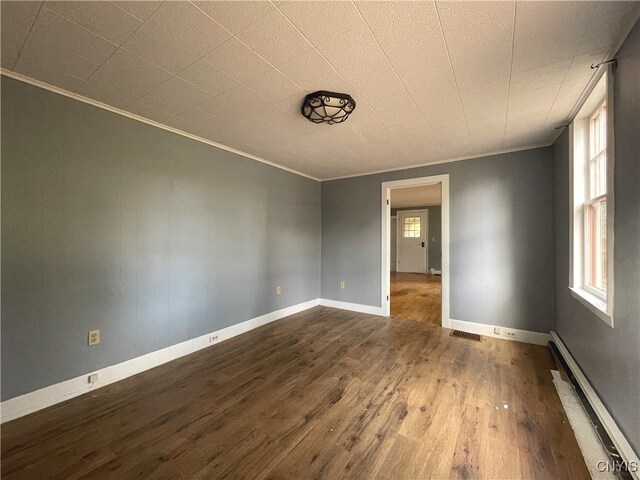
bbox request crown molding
[1,69,554,184]
[0,69,321,182]
[321,142,553,182]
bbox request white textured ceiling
[391,184,441,208]
[2,1,638,180]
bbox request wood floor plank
[1,306,589,480]
[373,434,424,480]
[391,272,441,325]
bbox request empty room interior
[1,1,639,479]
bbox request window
[403,216,421,238]
[570,70,614,326]
[584,102,608,295]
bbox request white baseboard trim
[551,331,640,479]
[318,298,384,316]
[448,318,551,345]
[0,299,319,423]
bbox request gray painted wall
[392,206,442,270]
[1,77,321,401]
[552,20,640,454]
[321,148,555,333]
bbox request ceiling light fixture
[301,90,356,125]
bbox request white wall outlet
[88,373,99,384]
[88,329,100,346]
[505,330,517,338]
[493,327,501,335]
[276,286,281,295]
[340,281,345,289]
[209,335,219,344]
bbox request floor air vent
[450,330,482,342]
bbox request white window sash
[568,65,615,327]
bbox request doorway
[381,175,450,327]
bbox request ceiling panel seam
[352,1,436,141]
[274,2,417,155]
[547,6,640,146]
[62,2,162,93]
[500,1,518,148]
[10,1,44,70]
[432,1,472,144]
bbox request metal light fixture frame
[301,90,356,125]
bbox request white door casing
[381,174,450,326]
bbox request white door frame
[396,209,428,273]
[381,174,450,327]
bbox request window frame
[402,216,422,239]
[583,100,608,300]
[569,66,615,327]
[583,195,607,300]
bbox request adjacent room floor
[391,272,442,325]
[1,306,588,479]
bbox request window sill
[569,287,613,327]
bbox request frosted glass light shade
[301,91,356,125]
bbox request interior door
[390,216,397,272]
[397,210,427,273]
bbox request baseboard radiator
[549,332,639,480]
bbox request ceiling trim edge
[0,70,555,184]
[322,142,553,182]
[0,69,321,182]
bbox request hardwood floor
[391,272,442,325]
[1,306,588,480]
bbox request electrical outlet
[340,281,345,289]
[209,335,219,344]
[88,329,100,346]
[505,330,517,338]
[276,286,281,295]
[493,327,501,335]
[88,373,99,384]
